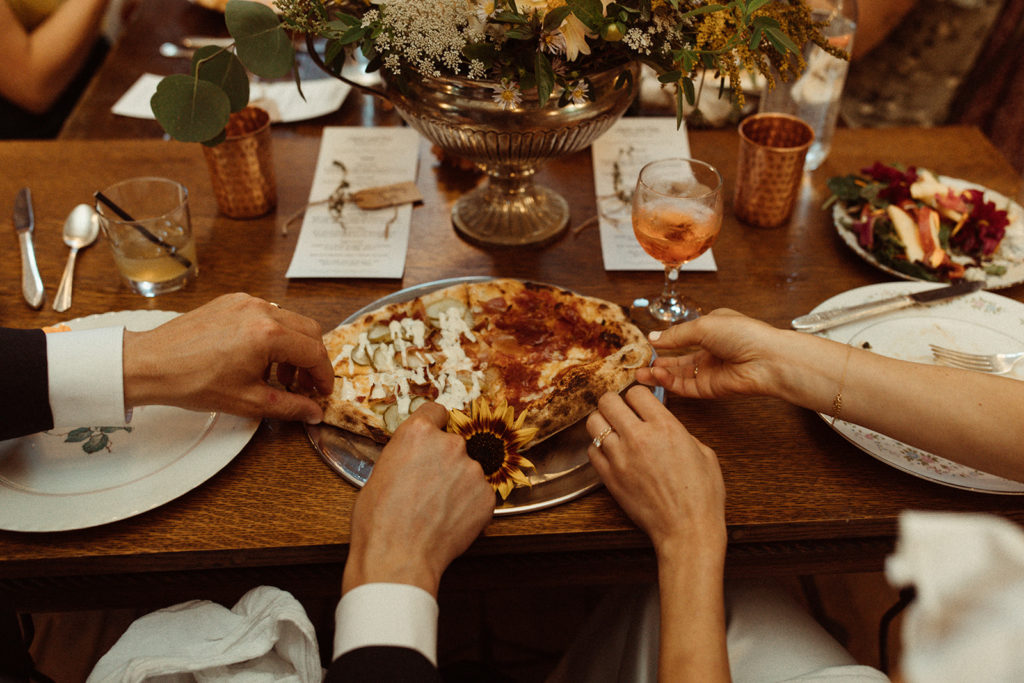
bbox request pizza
[315,279,652,447]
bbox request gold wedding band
[269,302,281,309]
[693,363,699,379]
[592,426,614,449]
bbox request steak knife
[13,187,45,309]
[791,280,983,333]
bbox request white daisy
[491,79,523,110]
[567,79,589,105]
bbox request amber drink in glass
[632,158,723,323]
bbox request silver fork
[929,345,1024,375]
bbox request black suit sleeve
[324,645,440,682]
[0,328,54,441]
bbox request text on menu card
[286,127,421,279]
[591,117,717,272]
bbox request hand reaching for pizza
[636,308,798,401]
[586,386,725,557]
[122,293,334,423]
[343,402,494,597]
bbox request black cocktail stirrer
[94,191,193,270]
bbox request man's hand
[122,293,334,423]
[343,402,494,597]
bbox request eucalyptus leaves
[150,1,294,144]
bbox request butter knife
[791,280,983,333]
[13,188,44,309]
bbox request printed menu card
[286,127,421,279]
[591,117,717,272]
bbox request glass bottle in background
[759,0,857,171]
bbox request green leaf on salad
[825,175,864,203]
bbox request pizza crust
[314,279,653,447]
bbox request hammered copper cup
[202,106,277,219]
[734,113,814,228]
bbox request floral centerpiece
[153,0,839,244]
[153,0,837,144]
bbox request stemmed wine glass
[631,157,723,324]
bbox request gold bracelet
[831,345,853,426]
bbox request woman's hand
[636,308,792,401]
[587,386,731,681]
[586,385,725,558]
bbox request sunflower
[448,398,538,500]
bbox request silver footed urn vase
[385,63,639,247]
[309,41,639,248]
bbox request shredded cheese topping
[335,308,484,421]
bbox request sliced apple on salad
[886,203,947,269]
[825,162,1014,283]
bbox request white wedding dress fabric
[546,579,888,683]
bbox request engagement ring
[592,426,614,449]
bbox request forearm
[1,0,109,112]
[771,331,1024,480]
[655,537,730,683]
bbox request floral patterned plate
[0,310,260,532]
[811,281,1024,494]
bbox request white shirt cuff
[46,326,128,428]
[334,583,438,666]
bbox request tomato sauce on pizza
[314,279,652,447]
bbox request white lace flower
[468,59,487,78]
[624,27,652,54]
[491,79,523,110]
[360,9,379,27]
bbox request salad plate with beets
[826,162,1024,288]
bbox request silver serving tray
[305,276,660,515]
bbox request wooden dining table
[0,0,1021,617]
[3,121,1024,613]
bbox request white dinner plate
[305,276,663,515]
[0,310,260,532]
[833,176,1024,289]
[811,282,1024,494]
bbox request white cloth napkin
[112,74,350,124]
[87,586,323,683]
[886,510,1024,683]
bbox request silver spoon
[53,204,99,313]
